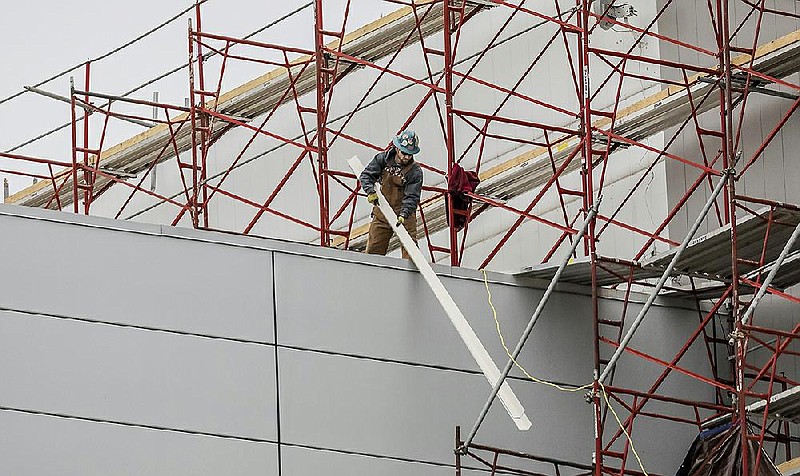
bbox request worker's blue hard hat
[393,130,420,155]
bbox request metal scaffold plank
[704,386,800,429]
[514,256,662,287]
[645,206,800,281]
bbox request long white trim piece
[348,156,531,431]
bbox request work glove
[395,215,405,227]
[367,192,379,206]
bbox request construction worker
[359,130,423,259]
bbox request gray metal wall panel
[281,446,454,476]
[275,253,594,384]
[0,309,277,441]
[0,411,278,476]
[278,442,591,476]
[602,298,716,389]
[0,213,274,343]
[595,299,719,471]
[277,347,594,467]
[0,204,739,474]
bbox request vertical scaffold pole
[187,17,201,228]
[314,0,331,246]
[714,0,750,471]
[195,4,210,228]
[443,0,460,266]
[82,62,91,214]
[70,76,79,214]
[575,1,603,474]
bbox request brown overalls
[365,162,418,259]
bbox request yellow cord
[599,382,649,476]
[481,270,649,475]
[482,270,591,393]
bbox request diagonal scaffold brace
[460,197,601,451]
[348,156,531,431]
[598,168,734,386]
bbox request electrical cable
[482,270,592,393]
[123,13,568,219]
[4,1,313,155]
[483,270,651,474]
[6,2,539,157]
[119,1,313,100]
[598,382,650,476]
[5,119,80,153]
[10,4,569,211]
[0,0,212,108]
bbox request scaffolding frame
[1,1,799,474]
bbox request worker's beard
[397,155,413,166]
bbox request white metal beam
[347,156,531,431]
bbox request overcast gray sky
[0,0,392,197]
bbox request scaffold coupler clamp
[728,329,745,346]
[584,388,598,403]
[455,443,469,456]
[592,194,603,212]
[726,151,742,175]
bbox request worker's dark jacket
[359,148,423,219]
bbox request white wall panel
[77,1,670,271]
[659,0,800,239]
